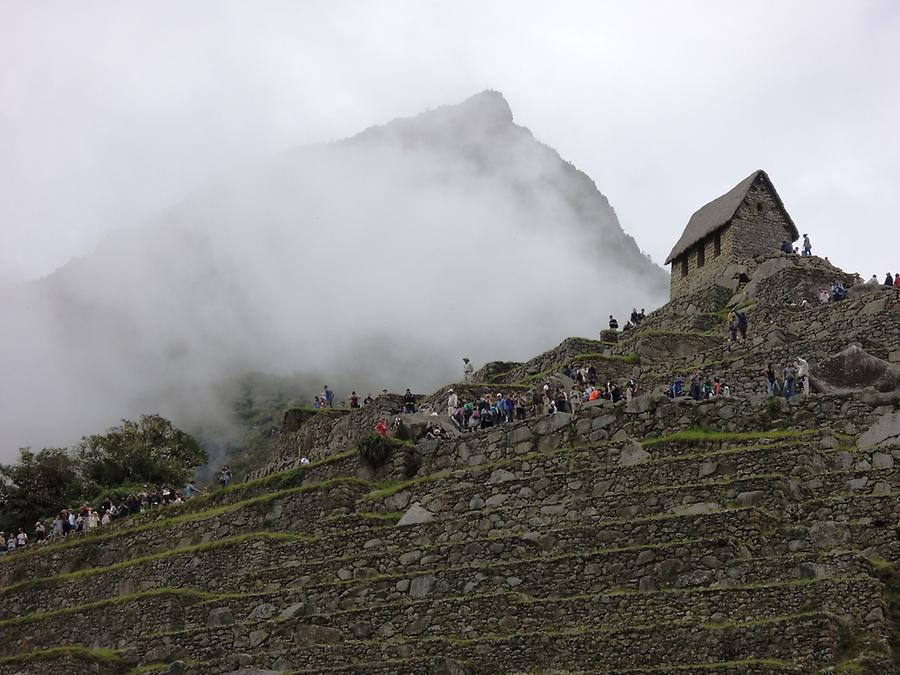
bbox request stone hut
[665,170,798,299]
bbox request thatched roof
[665,170,798,264]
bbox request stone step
[250,548,866,617]
[0,506,767,616]
[382,472,898,540]
[207,575,884,648]
[248,508,776,585]
[0,478,374,585]
[3,575,883,661]
[377,439,884,515]
[131,611,843,673]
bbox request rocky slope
[0,253,897,674]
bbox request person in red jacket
[374,419,388,437]
[894,273,900,288]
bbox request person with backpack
[783,362,797,399]
[322,386,335,408]
[402,388,416,413]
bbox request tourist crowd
[0,465,236,554]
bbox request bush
[357,434,398,469]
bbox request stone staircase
[0,421,896,674]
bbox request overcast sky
[1,0,898,282]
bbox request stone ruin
[0,253,897,674]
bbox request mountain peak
[351,89,515,145]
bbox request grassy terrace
[0,575,867,635]
[0,587,220,629]
[138,610,832,658]
[362,431,831,502]
[0,453,363,565]
[0,646,121,667]
[0,531,306,596]
[0,428,878,581]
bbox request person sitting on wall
[630,308,640,324]
[895,273,900,288]
[885,273,895,287]
[818,288,831,304]
[608,315,619,330]
[780,240,793,254]
[668,376,685,398]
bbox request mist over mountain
[0,91,667,459]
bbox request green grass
[632,328,721,339]
[0,646,121,666]
[363,471,451,501]
[641,428,817,446]
[570,351,641,365]
[0,587,221,629]
[516,370,553,385]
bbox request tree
[77,414,207,489]
[0,447,84,534]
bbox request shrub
[357,434,398,469]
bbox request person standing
[796,357,810,396]
[349,392,360,409]
[402,388,416,413]
[219,465,233,488]
[447,389,458,417]
[463,358,474,383]
[766,363,777,396]
[323,386,335,408]
[783,362,797,399]
[802,234,812,256]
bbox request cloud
[0,92,666,457]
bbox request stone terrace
[0,256,898,674]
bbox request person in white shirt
[463,358,474,383]
[796,357,810,396]
[447,389,458,417]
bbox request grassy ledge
[0,531,305,596]
[641,428,818,446]
[0,646,121,666]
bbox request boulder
[811,345,900,394]
[409,574,436,598]
[294,624,345,644]
[397,503,436,527]
[618,442,651,466]
[207,607,235,627]
[859,412,900,448]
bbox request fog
[0,92,666,458]
[3,0,897,461]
